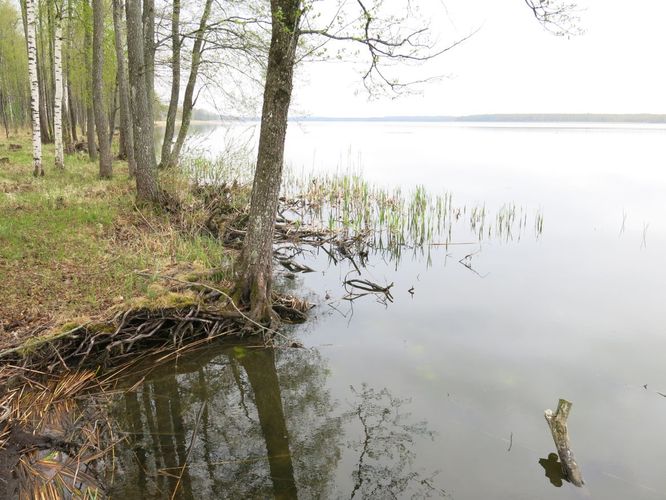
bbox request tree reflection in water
[108,345,445,498]
[345,384,447,499]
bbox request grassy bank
[0,135,233,349]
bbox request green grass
[0,134,234,342]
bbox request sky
[289,0,666,117]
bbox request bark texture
[112,0,136,176]
[234,0,301,321]
[53,4,64,169]
[126,0,159,202]
[158,0,180,169]
[142,0,154,120]
[26,0,43,176]
[544,399,584,487]
[92,0,112,178]
[168,0,212,168]
[65,0,77,144]
[84,4,96,162]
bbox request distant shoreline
[289,113,666,124]
[159,113,666,125]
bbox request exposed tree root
[0,279,311,373]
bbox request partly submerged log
[544,398,584,487]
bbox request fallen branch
[343,278,394,303]
[544,399,584,487]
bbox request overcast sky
[289,0,666,117]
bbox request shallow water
[122,122,666,498]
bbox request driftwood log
[544,399,584,487]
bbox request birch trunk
[26,0,43,176]
[126,0,158,202]
[168,0,212,168]
[53,4,64,169]
[92,0,112,178]
[234,0,301,321]
[158,0,180,169]
[113,0,135,176]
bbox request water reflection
[345,384,447,498]
[538,453,565,488]
[108,344,444,498]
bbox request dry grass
[0,135,234,349]
[0,368,115,499]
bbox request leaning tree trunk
[53,3,64,169]
[26,0,43,176]
[92,0,112,178]
[113,0,135,176]
[234,0,301,322]
[158,0,180,169]
[126,0,158,202]
[168,0,212,168]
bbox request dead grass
[0,134,235,348]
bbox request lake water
[118,122,666,499]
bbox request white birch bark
[26,0,42,176]
[54,4,64,169]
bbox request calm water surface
[120,122,666,499]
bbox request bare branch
[524,0,583,37]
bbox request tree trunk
[46,0,56,140]
[62,74,73,152]
[158,0,180,169]
[142,0,154,120]
[126,0,158,202]
[53,3,64,169]
[108,76,118,146]
[36,51,51,144]
[86,103,96,160]
[37,3,53,144]
[92,0,112,178]
[26,0,43,176]
[113,0,135,176]
[168,0,212,168]
[234,0,301,322]
[84,1,96,161]
[66,0,77,143]
[0,91,9,139]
